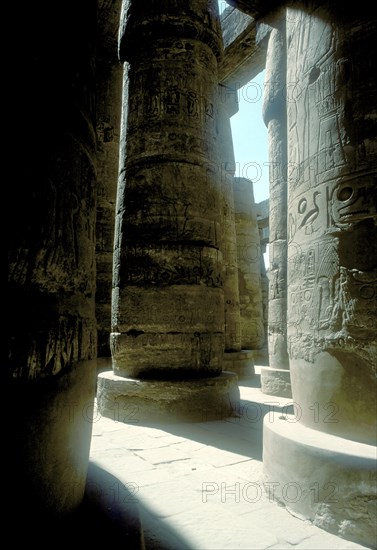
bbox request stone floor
[88,366,372,550]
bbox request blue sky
[230,72,269,204]
[218,1,269,205]
[218,1,270,268]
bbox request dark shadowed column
[95,0,123,360]
[97,0,239,423]
[7,0,98,529]
[260,12,291,397]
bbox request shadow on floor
[115,396,294,462]
[86,462,193,549]
[238,372,262,388]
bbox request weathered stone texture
[7,0,99,526]
[97,370,240,423]
[264,413,377,549]
[8,0,98,380]
[233,177,265,349]
[225,0,285,18]
[219,8,266,90]
[262,17,290,372]
[95,2,123,356]
[286,6,377,445]
[7,360,96,514]
[112,0,226,378]
[218,84,242,352]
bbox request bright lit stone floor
[88,366,373,550]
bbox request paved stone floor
[89,367,372,550]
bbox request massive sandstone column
[97,0,239,422]
[95,2,123,359]
[260,14,291,397]
[7,0,98,532]
[263,5,377,547]
[233,177,265,350]
[218,85,255,379]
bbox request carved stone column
[7,0,98,529]
[218,85,255,380]
[95,1,124,359]
[97,0,239,422]
[260,14,291,397]
[233,177,265,351]
[263,5,377,547]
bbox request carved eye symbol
[337,186,353,201]
[298,198,307,213]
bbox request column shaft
[286,5,377,444]
[234,177,265,350]
[263,17,289,370]
[218,85,242,353]
[112,0,225,379]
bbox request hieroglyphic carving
[217,87,241,352]
[327,177,377,231]
[119,244,223,288]
[288,189,323,241]
[262,15,289,372]
[286,6,377,446]
[113,285,224,334]
[112,0,225,376]
[286,11,350,196]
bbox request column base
[5,359,97,521]
[223,350,255,380]
[251,347,269,366]
[260,366,292,398]
[263,413,377,549]
[97,370,240,424]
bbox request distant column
[95,9,123,359]
[233,177,265,350]
[218,85,254,379]
[260,13,291,397]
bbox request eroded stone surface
[97,370,240,423]
[6,360,97,516]
[286,5,377,445]
[223,350,255,379]
[260,366,292,397]
[262,14,290,374]
[95,2,123,356]
[218,84,242,353]
[263,414,377,549]
[234,177,265,350]
[111,0,226,377]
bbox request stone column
[97,0,239,423]
[259,250,269,349]
[95,2,123,360]
[263,5,377,547]
[260,14,291,397]
[7,0,98,529]
[233,177,265,351]
[218,85,255,380]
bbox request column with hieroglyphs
[97,0,240,423]
[7,0,98,524]
[95,6,123,360]
[260,12,291,397]
[263,5,377,547]
[218,84,255,379]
